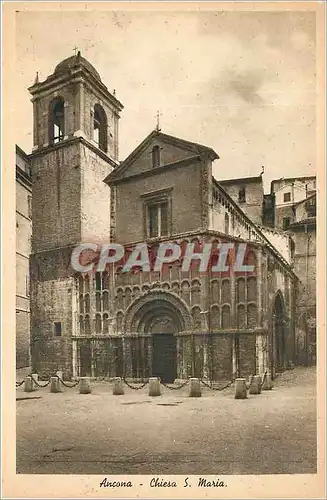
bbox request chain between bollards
[30,374,51,388]
[159,378,190,390]
[200,378,233,391]
[122,378,149,390]
[56,375,80,388]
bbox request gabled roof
[104,129,219,184]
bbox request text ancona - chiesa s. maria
[29,52,298,383]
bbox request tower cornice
[29,68,123,111]
[29,135,119,168]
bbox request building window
[238,187,246,203]
[142,188,172,239]
[284,192,291,203]
[283,217,291,230]
[93,104,108,152]
[152,145,161,168]
[148,202,168,238]
[49,97,65,144]
[54,322,62,337]
[27,196,32,219]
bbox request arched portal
[124,291,192,382]
[273,292,286,372]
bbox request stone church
[28,52,299,383]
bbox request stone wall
[114,159,207,244]
[218,177,264,225]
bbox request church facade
[28,53,298,382]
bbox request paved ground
[16,366,316,475]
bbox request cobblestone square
[16,367,316,475]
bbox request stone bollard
[79,377,91,394]
[112,377,124,395]
[234,378,247,399]
[249,375,262,395]
[50,376,63,393]
[148,377,161,397]
[31,373,39,389]
[24,376,34,393]
[189,378,201,397]
[262,372,273,391]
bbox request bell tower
[29,51,123,250]
[29,52,123,377]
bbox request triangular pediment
[104,130,219,184]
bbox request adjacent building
[271,176,316,230]
[217,175,264,226]
[288,193,316,365]
[16,145,32,368]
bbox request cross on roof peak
[156,110,162,132]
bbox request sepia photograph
[2,1,325,498]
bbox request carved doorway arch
[123,291,192,382]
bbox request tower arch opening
[49,97,65,144]
[93,103,108,152]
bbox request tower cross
[73,46,78,56]
[156,110,162,132]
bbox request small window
[313,180,316,189]
[283,217,291,230]
[284,192,291,203]
[238,187,246,203]
[54,322,62,337]
[148,201,168,238]
[152,145,160,168]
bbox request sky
[15,9,317,191]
